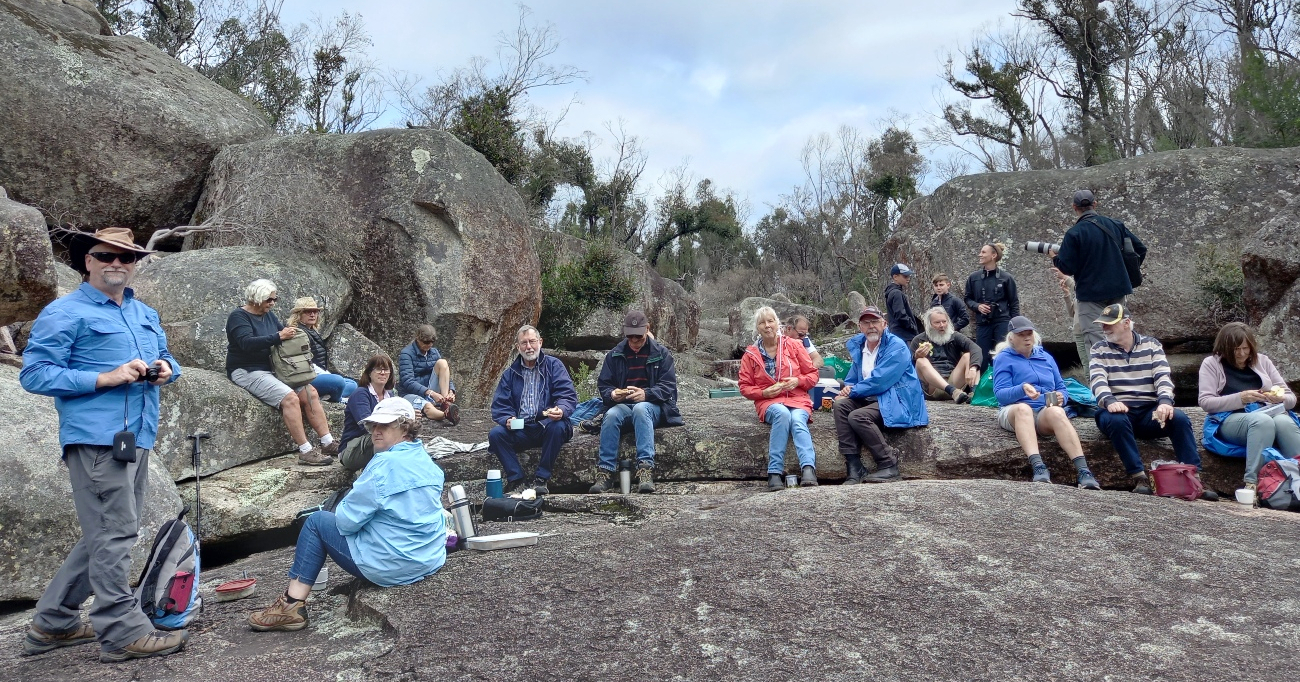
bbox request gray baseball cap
[1007,316,1036,334]
[1072,189,1095,207]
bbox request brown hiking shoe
[319,440,339,458]
[99,629,188,663]
[249,594,308,632]
[22,622,95,656]
[298,447,332,466]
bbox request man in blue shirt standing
[19,228,189,663]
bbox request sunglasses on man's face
[87,251,140,264]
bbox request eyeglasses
[626,335,645,341]
[796,331,808,338]
[266,297,279,303]
[88,251,140,264]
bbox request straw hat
[290,297,321,314]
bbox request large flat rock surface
[5,480,1297,681]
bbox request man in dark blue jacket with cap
[1051,190,1147,360]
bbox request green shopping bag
[824,356,852,381]
[970,366,999,407]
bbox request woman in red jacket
[739,306,820,491]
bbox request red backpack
[1258,457,1300,512]
[1150,463,1203,501]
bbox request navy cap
[1072,189,1095,207]
[890,263,914,277]
[1007,316,1036,334]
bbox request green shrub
[540,241,637,348]
[571,361,596,402]
[1193,244,1246,324]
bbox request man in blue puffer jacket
[833,306,929,483]
[489,325,578,495]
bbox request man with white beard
[488,325,578,496]
[909,307,982,404]
[832,306,929,484]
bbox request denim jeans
[598,402,662,470]
[1094,402,1199,476]
[765,404,816,474]
[1217,411,1300,483]
[311,372,357,403]
[488,419,573,483]
[287,511,364,585]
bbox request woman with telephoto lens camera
[964,243,1020,371]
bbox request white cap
[361,397,416,425]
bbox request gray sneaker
[1077,469,1101,490]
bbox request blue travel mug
[485,469,504,498]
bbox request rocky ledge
[5,480,1298,681]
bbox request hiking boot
[800,465,818,487]
[952,388,971,404]
[22,622,95,656]
[319,440,339,458]
[1077,469,1101,490]
[767,473,785,492]
[863,465,901,483]
[1031,464,1052,484]
[298,447,332,466]
[637,467,655,494]
[530,477,550,496]
[442,402,461,426]
[579,413,605,435]
[589,467,619,494]
[505,478,530,496]
[843,455,866,485]
[248,594,308,632]
[1131,473,1153,495]
[99,629,189,662]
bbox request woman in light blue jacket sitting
[993,316,1100,490]
[249,397,447,632]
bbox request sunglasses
[87,251,140,264]
[266,297,279,303]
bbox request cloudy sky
[280,0,1018,220]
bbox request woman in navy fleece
[338,354,398,471]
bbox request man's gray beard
[865,333,880,344]
[926,327,954,345]
[521,349,540,363]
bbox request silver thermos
[447,485,477,541]
[619,460,632,495]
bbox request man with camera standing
[19,228,188,662]
[1051,190,1147,360]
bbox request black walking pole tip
[191,431,210,439]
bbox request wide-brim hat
[68,227,153,274]
[290,297,321,314]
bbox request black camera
[141,366,161,382]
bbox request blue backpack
[134,507,200,629]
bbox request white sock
[319,434,334,446]
[298,442,313,454]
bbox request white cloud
[279,0,1019,221]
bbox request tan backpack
[271,333,316,388]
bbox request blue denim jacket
[336,439,447,586]
[20,283,180,451]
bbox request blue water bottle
[485,469,504,498]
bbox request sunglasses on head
[87,251,140,264]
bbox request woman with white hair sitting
[992,315,1100,489]
[247,397,447,633]
[225,279,337,466]
[739,306,820,490]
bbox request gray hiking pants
[1076,297,1125,362]
[33,444,155,650]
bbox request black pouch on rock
[481,497,543,522]
[112,430,138,463]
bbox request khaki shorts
[230,368,296,409]
[997,404,1049,433]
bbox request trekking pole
[188,432,210,544]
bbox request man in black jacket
[588,311,683,494]
[1051,190,1147,358]
[883,263,922,339]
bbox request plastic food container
[465,532,540,551]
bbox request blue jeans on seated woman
[287,511,364,585]
[764,404,816,474]
[597,402,663,471]
[311,372,357,403]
